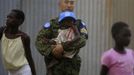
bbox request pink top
[101,48,134,75]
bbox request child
[100,22,134,75]
[53,11,80,58]
[0,9,36,75]
[46,11,80,68]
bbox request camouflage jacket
[35,19,88,58]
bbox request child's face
[115,27,131,47]
[60,19,75,28]
[6,11,20,27]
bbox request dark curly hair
[111,21,129,39]
[11,9,25,24]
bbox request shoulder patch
[80,28,88,34]
[79,21,86,29]
[82,21,86,26]
[79,21,88,34]
[43,22,51,29]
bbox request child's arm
[61,24,87,51]
[100,65,109,75]
[21,33,36,75]
[100,51,111,75]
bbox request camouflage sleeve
[62,22,88,51]
[35,28,55,57]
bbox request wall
[0,0,134,75]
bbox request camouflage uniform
[35,18,88,75]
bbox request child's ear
[114,34,120,40]
[18,19,23,25]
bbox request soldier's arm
[35,28,56,57]
[62,21,88,51]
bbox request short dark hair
[11,9,25,24]
[111,21,129,38]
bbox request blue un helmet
[44,11,76,29]
[58,11,76,23]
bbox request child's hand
[52,44,63,59]
[71,25,80,36]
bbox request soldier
[35,0,88,75]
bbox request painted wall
[0,0,134,75]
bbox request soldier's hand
[52,44,63,59]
